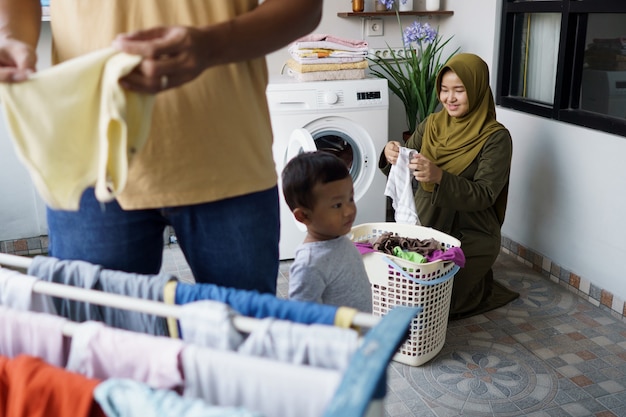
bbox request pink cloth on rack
[66,321,185,390]
[0,306,69,367]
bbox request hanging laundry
[177,300,245,350]
[94,378,262,417]
[0,47,155,210]
[28,255,171,336]
[181,344,342,417]
[174,281,338,326]
[0,354,106,417]
[0,267,57,313]
[66,321,185,390]
[0,306,69,367]
[237,318,359,370]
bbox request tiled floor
[161,244,626,417]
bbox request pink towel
[293,34,368,49]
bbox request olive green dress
[379,53,519,320]
[403,121,518,319]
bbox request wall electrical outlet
[366,18,384,37]
[369,47,406,60]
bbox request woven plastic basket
[350,222,461,366]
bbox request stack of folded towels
[286,34,368,82]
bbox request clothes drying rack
[0,252,381,330]
[0,252,420,417]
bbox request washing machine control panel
[317,88,385,109]
[357,91,382,101]
[266,77,389,112]
[324,91,339,104]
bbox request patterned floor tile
[161,245,626,417]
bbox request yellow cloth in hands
[0,47,155,210]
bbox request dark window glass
[497,1,626,137]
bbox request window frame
[496,0,626,137]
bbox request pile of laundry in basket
[286,34,368,82]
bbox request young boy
[281,151,373,313]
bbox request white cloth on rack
[0,306,69,367]
[384,147,421,225]
[66,321,185,390]
[182,344,341,417]
[178,300,245,350]
[94,378,263,417]
[237,318,359,370]
[0,267,57,313]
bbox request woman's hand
[384,141,402,165]
[0,37,36,82]
[112,26,209,93]
[411,154,443,184]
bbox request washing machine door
[288,118,374,203]
[285,128,317,163]
[284,129,317,232]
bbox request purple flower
[378,0,407,10]
[403,22,438,46]
[367,7,458,134]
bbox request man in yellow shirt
[0,0,323,294]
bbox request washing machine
[266,75,389,260]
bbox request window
[497,1,626,137]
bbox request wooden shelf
[337,11,453,18]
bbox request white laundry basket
[350,222,461,366]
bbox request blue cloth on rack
[27,256,172,336]
[95,378,263,417]
[175,282,337,325]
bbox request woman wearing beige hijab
[382,53,519,319]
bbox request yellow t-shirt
[49,0,276,210]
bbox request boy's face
[305,177,357,241]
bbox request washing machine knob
[324,91,339,104]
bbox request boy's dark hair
[282,150,351,211]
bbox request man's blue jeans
[46,187,280,294]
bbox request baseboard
[501,235,626,322]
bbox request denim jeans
[46,187,280,294]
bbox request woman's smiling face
[439,70,469,118]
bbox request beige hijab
[420,53,505,192]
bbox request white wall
[0,22,51,240]
[268,0,626,302]
[267,0,498,145]
[500,110,626,302]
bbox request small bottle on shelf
[352,0,365,12]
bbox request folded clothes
[286,58,368,73]
[289,47,367,60]
[286,67,365,82]
[294,49,367,58]
[291,34,368,52]
[288,55,367,65]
